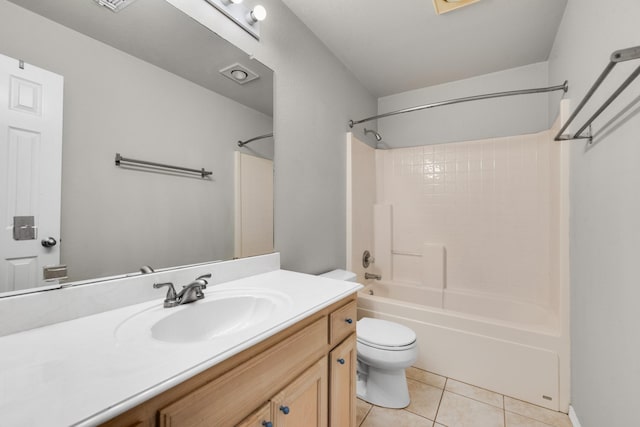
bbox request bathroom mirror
[0,0,274,295]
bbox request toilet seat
[357,318,416,351]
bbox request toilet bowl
[356,317,418,408]
[318,270,418,408]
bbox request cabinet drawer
[159,316,328,427]
[329,301,356,346]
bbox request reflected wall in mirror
[0,0,274,295]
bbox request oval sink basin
[115,289,291,344]
[152,295,277,343]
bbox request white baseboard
[569,405,582,427]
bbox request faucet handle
[196,273,212,283]
[153,282,179,307]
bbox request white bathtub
[357,281,568,412]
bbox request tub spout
[365,272,382,280]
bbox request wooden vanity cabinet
[100,295,357,427]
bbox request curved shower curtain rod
[348,81,569,128]
[237,132,274,147]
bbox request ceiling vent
[433,0,480,15]
[93,0,139,13]
[220,63,260,85]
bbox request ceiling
[282,0,568,98]
[7,0,273,115]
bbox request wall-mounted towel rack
[555,45,640,143]
[348,81,568,128]
[237,132,273,147]
[114,153,212,178]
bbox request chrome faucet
[364,272,382,280]
[153,273,212,308]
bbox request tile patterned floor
[357,367,572,427]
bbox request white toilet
[319,269,418,409]
[356,317,418,408]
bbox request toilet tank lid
[357,318,416,347]
[319,269,357,282]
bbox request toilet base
[356,364,410,409]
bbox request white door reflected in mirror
[0,53,63,293]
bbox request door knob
[41,237,57,248]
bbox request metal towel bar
[554,45,640,143]
[114,153,212,178]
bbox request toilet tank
[319,269,357,282]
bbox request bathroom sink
[115,289,291,344]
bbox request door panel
[0,53,63,292]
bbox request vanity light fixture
[93,0,139,13]
[433,0,480,15]
[204,0,267,40]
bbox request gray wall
[548,1,640,425]
[377,62,554,147]
[167,0,377,274]
[0,1,272,281]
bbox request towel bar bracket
[611,46,640,63]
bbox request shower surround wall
[375,131,561,312]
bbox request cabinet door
[271,358,328,427]
[237,402,271,427]
[329,333,356,427]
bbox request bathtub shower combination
[346,118,570,412]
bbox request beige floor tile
[406,378,445,420]
[357,398,373,426]
[504,397,571,427]
[407,367,447,389]
[436,391,505,427]
[506,411,555,427]
[446,378,504,408]
[361,406,434,427]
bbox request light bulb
[250,5,267,22]
[230,69,248,81]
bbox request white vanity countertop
[0,269,361,427]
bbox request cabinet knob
[262,422,273,427]
[345,318,353,324]
[337,358,345,365]
[280,405,290,415]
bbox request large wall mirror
[0,0,274,296]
